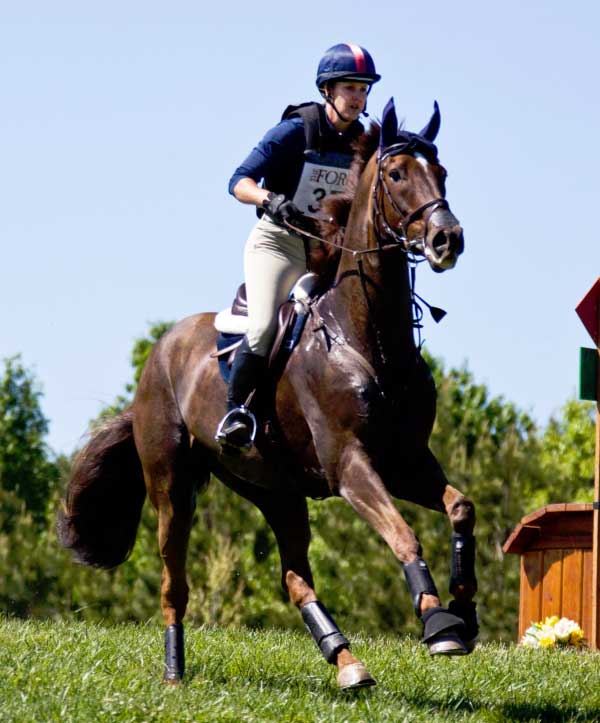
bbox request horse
[58,97,477,690]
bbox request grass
[1,617,599,723]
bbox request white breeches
[243,215,307,356]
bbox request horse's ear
[419,101,441,141]
[380,97,398,149]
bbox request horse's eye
[389,169,403,182]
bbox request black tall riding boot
[215,338,267,448]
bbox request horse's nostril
[432,230,448,253]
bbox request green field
[1,617,599,723]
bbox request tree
[0,355,58,525]
[22,322,595,644]
[413,354,545,641]
[129,321,175,388]
[94,321,175,423]
[534,399,596,508]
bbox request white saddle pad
[214,272,319,335]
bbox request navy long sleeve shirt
[228,117,306,199]
[229,108,363,200]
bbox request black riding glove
[261,192,302,225]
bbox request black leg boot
[215,338,267,448]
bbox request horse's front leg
[396,448,479,650]
[256,490,376,689]
[441,483,478,650]
[337,441,468,655]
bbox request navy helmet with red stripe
[316,43,381,90]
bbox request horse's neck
[326,220,417,372]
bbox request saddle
[210,272,320,382]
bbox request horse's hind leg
[135,417,207,683]
[253,490,376,690]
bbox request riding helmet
[316,43,381,89]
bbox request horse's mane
[319,122,381,241]
[307,122,381,284]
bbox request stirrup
[215,406,257,448]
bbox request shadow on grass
[500,702,598,722]
[182,667,598,722]
[399,692,598,722]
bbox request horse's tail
[57,407,146,569]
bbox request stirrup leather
[215,405,258,448]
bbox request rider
[216,43,381,448]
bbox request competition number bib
[292,151,352,219]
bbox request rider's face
[327,81,368,123]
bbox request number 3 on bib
[293,151,353,219]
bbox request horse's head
[374,99,464,272]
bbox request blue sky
[1,1,599,455]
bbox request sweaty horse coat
[58,100,477,689]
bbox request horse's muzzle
[424,208,464,272]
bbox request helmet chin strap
[324,95,370,121]
[323,84,370,123]
[324,94,351,124]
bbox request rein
[283,144,447,351]
[282,218,398,258]
[284,146,446,259]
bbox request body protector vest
[281,103,363,219]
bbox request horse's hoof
[427,631,468,656]
[337,662,377,690]
[448,600,479,648]
[421,606,469,656]
[462,637,477,654]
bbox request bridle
[372,142,449,255]
[285,141,449,263]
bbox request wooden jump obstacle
[503,503,595,643]
[503,277,600,648]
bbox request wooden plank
[582,549,593,645]
[593,402,600,649]
[520,552,543,638]
[503,524,541,555]
[565,502,594,512]
[538,514,594,538]
[593,300,600,649]
[528,534,592,551]
[561,549,584,625]
[575,280,599,648]
[541,550,563,620]
[547,503,567,513]
[503,505,593,555]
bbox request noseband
[373,144,448,253]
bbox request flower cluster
[520,616,585,649]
